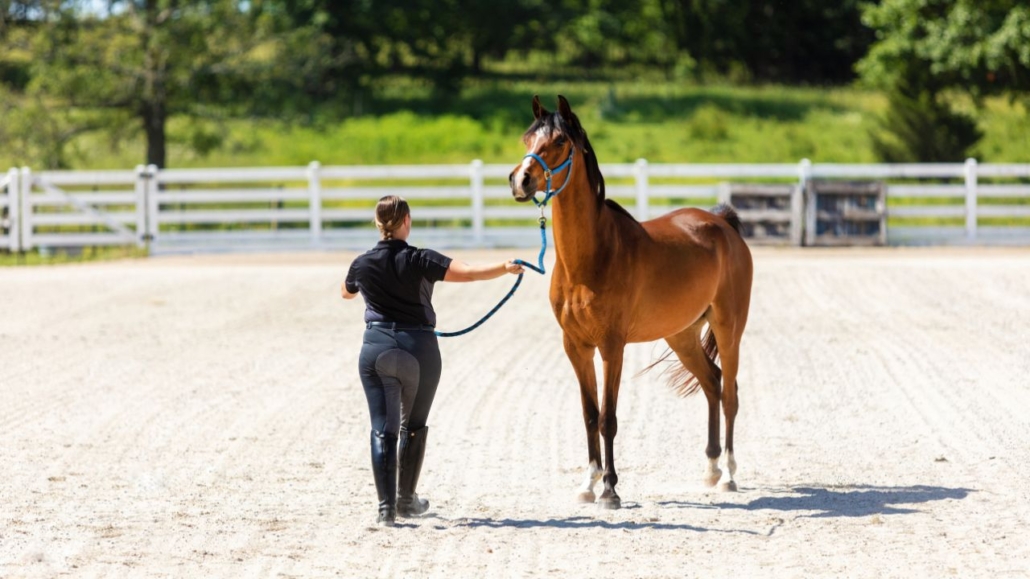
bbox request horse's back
[642,207,741,250]
[642,206,753,288]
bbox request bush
[870,80,983,163]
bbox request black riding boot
[397,426,430,517]
[370,429,398,526]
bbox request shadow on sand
[455,514,758,534]
[659,484,973,518]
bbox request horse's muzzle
[509,168,537,202]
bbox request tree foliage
[858,0,1030,98]
[13,0,1029,167]
[870,78,983,162]
[2,0,326,168]
[858,0,1030,161]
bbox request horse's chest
[550,284,619,341]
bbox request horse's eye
[555,135,567,146]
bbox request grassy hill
[12,80,1028,171]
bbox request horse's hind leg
[665,324,724,488]
[563,335,602,503]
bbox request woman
[342,195,523,526]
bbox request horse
[509,95,753,509]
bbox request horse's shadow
[448,484,970,532]
[660,484,973,518]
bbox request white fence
[3,159,1030,253]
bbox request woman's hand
[504,260,525,275]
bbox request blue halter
[523,145,575,207]
[433,146,573,338]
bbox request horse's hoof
[719,481,738,493]
[598,493,621,510]
[703,469,722,488]
[576,490,596,504]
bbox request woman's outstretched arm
[444,260,523,282]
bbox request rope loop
[435,219,548,338]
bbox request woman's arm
[341,283,359,299]
[444,259,524,282]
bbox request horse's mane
[523,109,636,222]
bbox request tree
[656,0,872,83]
[870,76,983,162]
[858,0,1030,99]
[858,0,1030,161]
[18,1,312,168]
[284,0,542,97]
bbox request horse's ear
[532,95,546,120]
[557,95,573,121]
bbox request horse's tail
[637,322,721,398]
[711,203,744,236]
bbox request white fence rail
[3,159,1030,253]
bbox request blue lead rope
[434,146,572,338]
[434,218,548,338]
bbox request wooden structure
[804,180,887,246]
[718,183,802,246]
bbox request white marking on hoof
[703,458,722,487]
[721,451,738,491]
[577,461,601,502]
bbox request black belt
[366,321,436,332]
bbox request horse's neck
[551,179,612,278]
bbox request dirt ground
[2,247,1029,578]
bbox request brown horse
[509,95,753,509]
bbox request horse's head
[510,95,594,204]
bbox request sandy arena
[2,247,1029,578]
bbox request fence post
[964,158,977,242]
[146,164,159,243]
[6,168,19,252]
[634,158,649,221]
[134,165,147,248]
[470,159,484,247]
[308,161,322,244]
[19,167,32,251]
[799,158,812,246]
[716,182,731,205]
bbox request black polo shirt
[345,240,453,326]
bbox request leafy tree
[283,0,545,98]
[858,0,1030,99]
[870,76,983,162]
[858,0,1030,161]
[13,0,318,168]
[656,0,872,83]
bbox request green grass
[5,79,1030,171]
[0,245,148,266]
[5,76,1030,171]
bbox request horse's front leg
[563,335,601,503]
[597,340,625,509]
